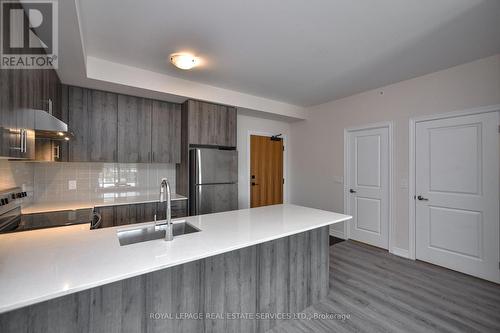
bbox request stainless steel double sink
[117,220,200,246]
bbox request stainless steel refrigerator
[189,148,238,215]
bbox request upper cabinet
[186,100,237,147]
[0,68,60,160]
[151,100,181,163]
[117,95,152,163]
[88,90,118,162]
[64,86,181,164]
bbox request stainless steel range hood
[34,110,72,140]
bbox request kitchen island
[0,204,351,333]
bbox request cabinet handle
[19,130,24,153]
[23,130,28,153]
[53,144,60,159]
[21,130,25,153]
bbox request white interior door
[347,126,389,249]
[415,112,499,283]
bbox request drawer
[93,200,188,229]
[157,200,187,219]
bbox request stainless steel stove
[0,187,92,233]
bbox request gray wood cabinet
[0,227,329,333]
[67,86,90,161]
[0,69,35,159]
[187,100,237,147]
[151,100,181,163]
[94,200,187,228]
[1,66,63,160]
[64,86,181,164]
[117,95,152,163]
[88,90,118,162]
[67,87,119,162]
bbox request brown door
[250,135,284,208]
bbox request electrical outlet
[68,180,77,190]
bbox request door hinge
[282,146,285,151]
[283,179,285,185]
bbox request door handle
[251,182,259,186]
[349,189,356,193]
[417,195,429,201]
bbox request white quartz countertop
[21,193,187,214]
[0,204,351,314]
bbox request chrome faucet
[159,178,173,241]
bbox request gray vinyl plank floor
[268,240,500,333]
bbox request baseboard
[330,229,346,239]
[391,246,410,259]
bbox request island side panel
[0,226,329,333]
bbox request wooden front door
[250,135,284,208]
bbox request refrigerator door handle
[196,148,202,184]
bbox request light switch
[333,176,344,184]
[68,180,77,190]
[400,178,408,189]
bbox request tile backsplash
[0,160,176,203]
[0,160,35,204]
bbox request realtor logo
[1,0,58,69]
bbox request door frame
[343,121,394,252]
[247,130,288,207]
[408,104,500,260]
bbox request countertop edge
[0,215,350,314]
[22,195,188,215]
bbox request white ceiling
[75,0,500,107]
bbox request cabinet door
[157,200,187,219]
[0,70,16,157]
[67,86,90,161]
[117,95,152,163]
[151,100,181,163]
[187,100,237,147]
[94,206,115,228]
[88,90,118,162]
[137,202,157,222]
[48,70,61,119]
[188,100,212,145]
[216,105,236,147]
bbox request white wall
[290,54,500,251]
[237,113,292,209]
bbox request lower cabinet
[93,200,187,229]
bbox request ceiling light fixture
[170,53,199,70]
